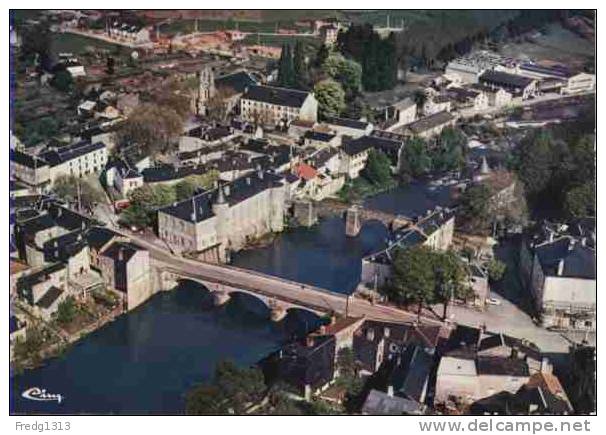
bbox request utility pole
[76,178,82,213]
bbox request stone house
[240,85,318,126]
[98,241,152,311]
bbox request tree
[567,345,596,414]
[56,296,78,325]
[293,40,309,89]
[388,246,437,319]
[362,149,392,186]
[120,184,178,229]
[313,79,345,119]
[486,259,507,282]
[117,103,183,157]
[277,43,295,88]
[457,184,492,233]
[52,175,103,211]
[185,384,230,415]
[186,360,266,415]
[400,137,432,181]
[322,53,362,97]
[106,56,115,75]
[564,182,595,218]
[174,171,219,201]
[314,44,330,68]
[432,127,467,173]
[206,86,237,123]
[433,250,472,319]
[50,69,74,93]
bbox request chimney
[118,247,124,262]
[319,325,327,335]
[246,177,251,185]
[366,328,375,341]
[568,239,576,251]
[387,385,394,397]
[541,357,552,374]
[329,315,336,325]
[581,237,587,247]
[557,259,565,276]
[224,184,230,196]
[305,335,315,347]
[383,327,390,338]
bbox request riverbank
[11,298,124,373]
[337,178,399,203]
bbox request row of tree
[511,120,595,219]
[385,246,473,320]
[276,41,308,90]
[399,127,468,181]
[337,24,398,92]
[119,171,218,230]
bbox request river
[11,182,454,414]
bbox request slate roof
[142,164,210,183]
[324,116,370,130]
[268,335,336,391]
[479,70,534,89]
[407,111,455,135]
[11,150,48,169]
[389,344,434,402]
[159,171,284,223]
[303,130,336,142]
[476,356,529,377]
[101,241,143,263]
[215,70,258,94]
[40,141,105,167]
[86,226,119,251]
[35,286,64,309]
[242,85,310,108]
[534,237,596,279]
[362,389,424,415]
[18,262,66,288]
[43,230,87,263]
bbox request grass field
[50,33,121,56]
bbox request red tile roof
[293,163,318,181]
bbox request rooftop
[242,85,310,108]
[407,111,455,135]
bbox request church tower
[197,66,216,116]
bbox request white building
[240,85,318,126]
[520,236,596,331]
[158,171,287,262]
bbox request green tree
[55,296,78,325]
[50,69,74,93]
[277,44,295,87]
[121,184,178,229]
[433,250,472,319]
[117,103,183,157]
[564,183,595,218]
[174,171,219,201]
[400,137,432,181]
[52,175,103,210]
[458,184,492,234]
[322,53,362,97]
[186,360,266,415]
[362,149,392,186]
[313,79,345,119]
[293,40,308,89]
[185,384,230,415]
[486,259,507,282]
[432,127,467,173]
[388,246,437,319]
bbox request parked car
[486,297,501,306]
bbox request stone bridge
[314,199,410,237]
[157,267,330,322]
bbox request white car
[486,297,501,306]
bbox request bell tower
[197,66,216,116]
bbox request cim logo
[21,387,64,404]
